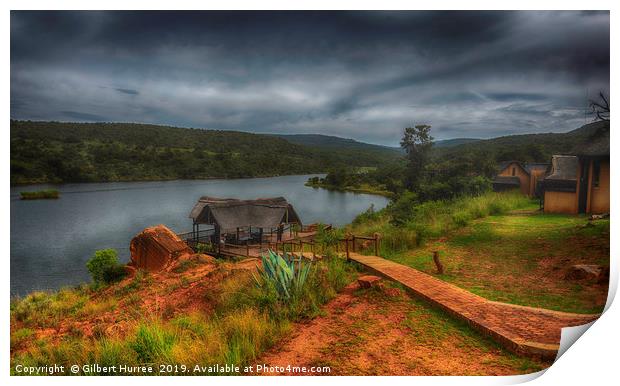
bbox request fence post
[345,237,350,260]
[374,233,379,256]
[351,235,356,253]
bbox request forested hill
[433,138,479,148]
[432,121,608,164]
[10,120,402,184]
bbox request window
[512,167,516,176]
[593,160,601,188]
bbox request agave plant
[253,249,311,299]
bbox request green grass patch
[19,189,60,200]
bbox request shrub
[253,250,311,300]
[102,265,127,283]
[451,211,471,228]
[86,249,125,285]
[352,204,380,225]
[410,223,430,247]
[194,242,214,254]
[130,323,177,363]
[388,191,419,226]
[11,328,34,350]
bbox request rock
[564,264,604,281]
[129,224,193,272]
[589,213,609,221]
[358,275,382,288]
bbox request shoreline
[305,182,394,198]
[10,172,330,188]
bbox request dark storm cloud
[115,88,140,96]
[10,11,609,145]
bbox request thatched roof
[543,155,578,192]
[189,196,301,231]
[545,155,578,181]
[572,121,609,158]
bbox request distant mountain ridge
[433,138,480,148]
[273,133,401,152]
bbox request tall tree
[400,124,433,190]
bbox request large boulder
[129,225,193,271]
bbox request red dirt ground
[255,281,551,376]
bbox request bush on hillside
[86,249,127,285]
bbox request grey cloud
[10,11,609,145]
[61,111,108,121]
[115,88,139,95]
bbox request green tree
[86,249,122,284]
[400,124,433,190]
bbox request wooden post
[433,251,444,274]
[374,233,379,256]
[345,237,350,260]
[351,235,356,252]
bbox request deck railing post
[374,233,379,256]
[345,237,350,260]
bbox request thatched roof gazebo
[188,196,302,245]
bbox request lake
[10,175,389,296]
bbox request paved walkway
[348,253,599,359]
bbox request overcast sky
[11,11,609,146]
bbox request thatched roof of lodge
[545,155,578,181]
[543,155,579,192]
[189,196,301,231]
[572,121,610,158]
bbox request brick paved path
[348,253,599,359]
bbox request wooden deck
[217,229,320,259]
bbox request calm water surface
[10,175,389,295]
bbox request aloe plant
[253,250,311,299]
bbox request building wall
[544,191,578,214]
[498,162,530,196]
[588,160,610,214]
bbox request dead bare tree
[589,91,610,121]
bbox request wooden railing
[340,233,381,259]
[178,225,379,261]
